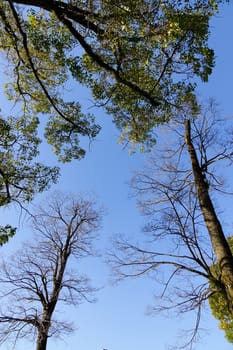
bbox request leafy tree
[0,192,102,350]
[110,101,233,348]
[0,0,225,239]
[0,114,59,243]
[0,0,223,155]
[0,0,227,238]
[0,115,59,204]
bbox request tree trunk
[36,333,48,350]
[36,314,51,350]
[184,120,233,309]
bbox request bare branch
[110,101,233,348]
[0,191,102,349]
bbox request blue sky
[1,2,233,350]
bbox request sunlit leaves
[0,114,59,205]
[209,236,233,343]
[45,100,100,162]
[0,0,227,224]
[0,0,222,155]
[74,0,218,148]
[0,2,100,162]
[0,225,16,246]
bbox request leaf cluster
[0,114,59,203]
[0,0,223,154]
[0,225,16,246]
[76,0,217,148]
[0,2,100,162]
[0,0,227,241]
[209,236,233,343]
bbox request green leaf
[0,225,16,246]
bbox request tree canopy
[0,0,225,239]
[0,0,227,217]
[0,1,232,348]
[0,0,223,155]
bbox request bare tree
[110,101,233,348]
[0,192,102,350]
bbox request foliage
[209,236,233,343]
[0,113,59,241]
[0,225,16,245]
[0,0,225,234]
[80,0,215,148]
[0,0,224,154]
[0,115,59,203]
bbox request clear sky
[1,2,233,350]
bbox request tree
[0,191,102,350]
[0,0,228,247]
[0,114,59,243]
[110,101,233,347]
[0,0,227,236]
[0,0,223,156]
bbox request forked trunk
[184,120,233,310]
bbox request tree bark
[36,324,49,350]
[35,309,53,350]
[36,335,48,350]
[184,119,233,309]
[35,254,66,350]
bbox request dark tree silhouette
[0,192,102,350]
